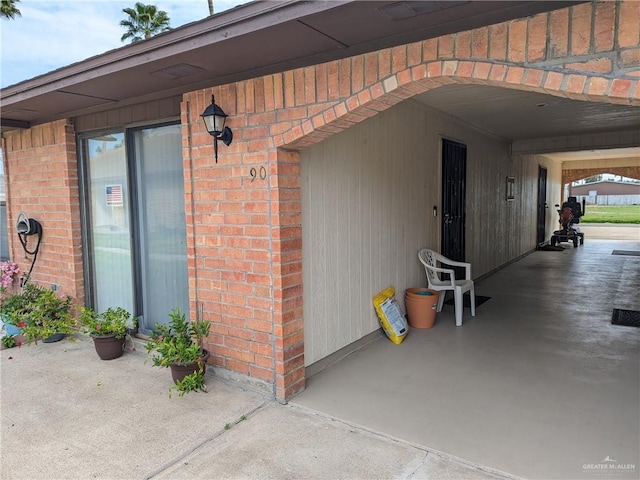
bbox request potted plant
[0,261,20,291]
[1,335,18,349]
[144,307,211,397]
[1,261,22,337]
[1,283,77,344]
[21,285,77,343]
[80,306,135,360]
[1,288,28,337]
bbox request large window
[81,124,188,333]
[84,133,134,314]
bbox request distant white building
[571,181,640,205]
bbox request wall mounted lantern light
[201,94,233,163]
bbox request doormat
[538,245,564,251]
[611,309,640,328]
[611,250,640,256]
[444,294,491,309]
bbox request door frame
[537,165,548,245]
[440,138,467,268]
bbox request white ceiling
[414,84,639,141]
[414,83,640,165]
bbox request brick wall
[2,120,84,304]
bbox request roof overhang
[1,0,583,132]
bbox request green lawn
[580,205,640,224]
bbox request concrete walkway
[577,223,640,240]
[0,335,507,480]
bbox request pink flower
[96,325,102,331]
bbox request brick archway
[275,62,638,150]
[267,3,639,399]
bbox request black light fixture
[201,94,233,162]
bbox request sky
[0,0,247,88]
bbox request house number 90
[249,166,267,182]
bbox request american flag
[106,184,123,206]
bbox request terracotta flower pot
[405,287,436,299]
[170,350,210,384]
[93,334,126,360]
[405,289,439,329]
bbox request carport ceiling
[1,0,583,129]
[414,84,640,143]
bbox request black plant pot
[43,333,66,343]
[93,334,126,360]
[170,350,210,384]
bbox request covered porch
[293,236,640,480]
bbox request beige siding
[301,101,437,364]
[520,154,563,251]
[301,100,561,365]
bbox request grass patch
[581,205,640,224]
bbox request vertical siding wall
[469,150,561,277]
[525,154,563,246]
[301,100,563,364]
[301,102,439,364]
[1,120,84,302]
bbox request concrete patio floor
[0,332,506,480]
[292,237,640,480]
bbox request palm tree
[0,0,21,20]
[120,2,171,43]
[207,0,214,16]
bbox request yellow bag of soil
[372,286,408,344]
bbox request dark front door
[537,166,548,245]
[441,139,467,278]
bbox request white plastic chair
[417,248,475,327]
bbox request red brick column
[271,149,304,400]
[1,120,84,303]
